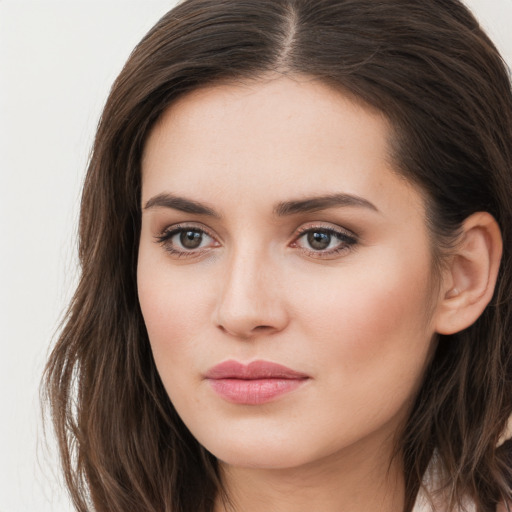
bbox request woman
[43,0,512,511]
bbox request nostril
[216,323,277,339]
[253,325,274,332]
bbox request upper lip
[204,360,309,380]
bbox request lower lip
[208,378,307,405]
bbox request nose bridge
[214,240,287,338]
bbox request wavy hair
[43,1,512,511]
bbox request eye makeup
[291,223,358,259]
[153,221,358,260]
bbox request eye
[155,225,219,257]
[292,226,357,258]
[176,229,207,249]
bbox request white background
[1,1,511,511]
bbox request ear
[434,212,502,335]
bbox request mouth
[204,360,310,405]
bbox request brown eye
[293,226,358,258]
[180,230,203,249]
[155,226,218,257]
[307,231,331,250]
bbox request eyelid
[293,222,357,239]
[155,222,218,239]
[290,222,358,258]
[154,222,221,257]
[153,221,358,259]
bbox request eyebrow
[274,193,379,216]
[144,193,220,218]
[143,192,378,217]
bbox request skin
[137,75,456,512]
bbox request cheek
[139,276,206,340]
[137,252,216,381]
[294,248,436,387]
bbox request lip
[204,360,309,405]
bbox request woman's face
[138,76,442,471]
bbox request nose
[213,248,289,339]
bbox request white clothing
[411,486,476,512]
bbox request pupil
[180,230,202,249]
[308,231,331,250]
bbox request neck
[214,442,405,512]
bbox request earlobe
[435,212,502,335]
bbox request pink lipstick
[204,360,309,405]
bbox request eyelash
[291,225,358,258]
[154,223,358,259]
[154,224,218,258]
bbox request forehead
[141,75,424,221]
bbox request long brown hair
[43,1,512,511]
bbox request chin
[198,430,313,470]
[216,447,311,470]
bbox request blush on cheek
[138,268,214,366]
[305,261,433,374]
